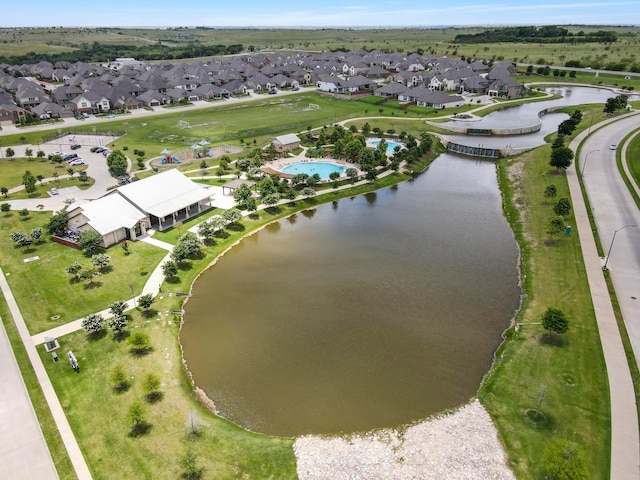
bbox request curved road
[571,112,640,479]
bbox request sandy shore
[294,399,516,480]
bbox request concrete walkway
[0,268,93,480]
[0,314,58,479]
[569,126,640,479]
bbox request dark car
[70,144,81,150]
[90,146,100,152]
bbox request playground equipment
[161,155,181,164]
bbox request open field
[2,25,640,68]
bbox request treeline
[0,41,244,65]
[454,26,617,44]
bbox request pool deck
[263,146,362,179]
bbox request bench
[52,352,59,362]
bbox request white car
[68,159,85,166]
[50,188,59,195]
[610,144,617,150]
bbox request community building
[66,170,213,247]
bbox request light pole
[603,224,636,270]
[581,149,599,181]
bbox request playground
[153,143,243,166]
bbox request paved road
[579,114,640,363]
[0,315,58,480]
[571,113,640,479]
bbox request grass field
[0,212,168,334]
[2,26,640,68]
[480,132,610,479]
[627,131,640,188]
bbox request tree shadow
[144,391,164,404]
[130,346,154,357]
[128,422,152,437]
[113,382,131,394]
[227,222,245,232]
[113,330,130,343]
[248,213,260,220]
[214,230,230,239]
[141,308,158,319]
[165,276,180,284]
[87,330,107,342]
[265,206,282,215]
[539,334,568,347]
[202,238,216,247]
[83,280,103,290]
[99,266,113,274]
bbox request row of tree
[454,26,617,44]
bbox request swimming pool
[280,162,344,179]
[372,140,404,154]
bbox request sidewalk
[569,127,640,479]
[0,267,93,480]
[0,315,58,480]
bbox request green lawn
[0,212,167,334]
[627,131,640,189]
[38,309,296,480]
[0,156,83,190]
[480,143,610,479]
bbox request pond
[181,154,521,436]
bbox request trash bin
[565,226,572,236]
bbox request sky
[2,0,640,28]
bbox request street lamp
[603,224,636,270]
[581,149,599,180]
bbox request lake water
[181,154,521,436]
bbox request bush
[110,364,130,393]
[128,331,152,355]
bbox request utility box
[565,226,572,236]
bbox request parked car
[70,144,81,150]
[105,114,116,118]
[50,151,63,157]
[63,153,78,161]
[50,188,59,195]
[81,112,90,118]
[91,147,106,153]
[68,159,85,166]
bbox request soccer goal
[308,103,320,110]
[177,120,190,128]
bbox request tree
[177,232,202,256]
[1,187,7,197]
[180,450,205,480]
[137,293,154,311]
[78,171,88,184]
[541,308,569,336]
[81,313,104,334]
[128,401,148,434]
[78,230,103,254]
[171,242,190,264]
[25,147,33,159]
[262,193,280,207]
[553,198,572,217]
[233,183,253,206]
[345,167,358,183]
[301,187,316,198]
[10,231,33,248]
[109,300,128,317]
[91,253,111,271]
[19,208,29,217]
[108,314,128,333]
[22,170,37,194]
[128,331,153,355]
[544,184,557,203]
[365,168,378,182]
[0,203,10,213]
[36,174,45,185]
[542,439,589,480]
[5,147,14,158]
[106,150,128,177]
[65,261,83,278]
[143,373,162,402]
[162,259,179,279]
[222,208,242,225]
[30,227,43,243]
[67,167,75,178]
[110,364,130,393]
[546,217,565,242]
[46,210,68,235]
[549,146,574,172]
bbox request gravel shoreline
[294,399,516,480]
